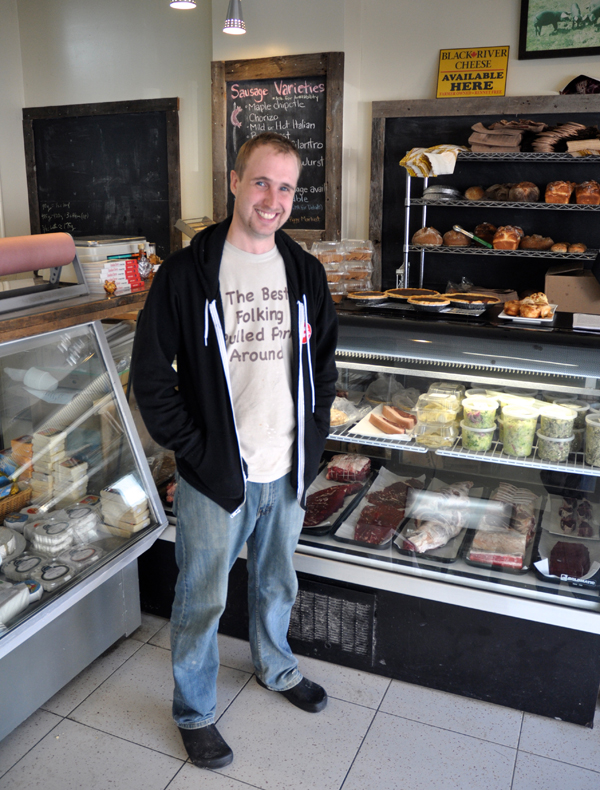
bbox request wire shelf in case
[410,198,600,212]
[406,245,596,260]
[436,437,600,477]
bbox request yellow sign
[437,46,509,99]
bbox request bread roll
[509,182,540,202]
[485,184,511,201]
[568,242,587,253]
[465,186,485,200]
[519,235,554,250]
[575,181,600,205]
[520,304,541,318]
[528,292,549,305]
[539,304,554,319]
[493,226,522,250]
[412,227,443,246]
[545,181,575,204]
[550,242,568,252]
[443,230,472,247]
[503,300,521,316]
[473,223,497,244]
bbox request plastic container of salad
[556,399,589,430]
[536,431,573,463]
[585,412,600,467]
[539,404,576,439]
[460,421,495,452]
[502,405,538,457]
[462,397,498,429]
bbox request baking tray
[533,529,600,589]
[394,478,484,563]
[462,486,543,574]
[301,470,371,536]
[498,304,557,324]
[333,468,426,550]
[541,493,600,541]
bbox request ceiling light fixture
[170,0,196,8]
[223,0,246,34]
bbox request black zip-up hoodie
[131,218,338,514]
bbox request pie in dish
[385,288,439,300]
[346,290,387,301]
[446,292,501,307]
[407,295,451,311]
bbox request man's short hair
[233,132,302,181]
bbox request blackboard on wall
[23,99,181,259]
[369,95,600,294]
[212,53,344,244]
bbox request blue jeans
[171,472,305,729]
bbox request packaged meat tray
[463,484,543,574]
[394,477,481,563]
[541,493,600,541]
[333,468,426,550]
[301,469,370,536]
[534,530,600,589]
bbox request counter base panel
[140,539,600,726]
[0,562,141,741]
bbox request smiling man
[131,133,338,770]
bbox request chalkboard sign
[23,99,181,259]
[369,94,600,293]
[212,53,343,244]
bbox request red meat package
[326,454,371,483]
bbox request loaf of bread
[443,230,471,247]
[412,227,443,246]
[545,181,575,204]
[484,183,511,201]
[550,242,568,252]
[519,234,554,250]
[575,180,600,205]
[493,225,523,250]
[568,242,587,253]
[503,300,521,316]
[520,304,542,318]
[509,182,540,202]
[465,186,485,200]
[473,223,497,244]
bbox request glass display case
[297,311,600,625]
[0,320,167,738]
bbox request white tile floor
[1,613,600,790]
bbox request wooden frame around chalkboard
[23,98,181,254]
[211,52,344,244]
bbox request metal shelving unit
[410,198,600,212]
[403,152,600,287]
[406,245,596,260]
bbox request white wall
[0,0,28,236]
[15,0,214,234]
[212,0,600,238]
[3,0,600,241]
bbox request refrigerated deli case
[0,321,167,739]
[291,309,600,726]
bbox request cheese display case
[0,320,167,739]
[299,309,600,610]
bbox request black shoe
[179,724,233,769]
[256,676,328,713]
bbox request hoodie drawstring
[302,295,316,413]
[204,300,210,346]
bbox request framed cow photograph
[519,0,600,58]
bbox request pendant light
[170,1,196,8]
[223,0,246,34]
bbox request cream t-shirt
[219,241,295,483]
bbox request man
[131,132,338,770]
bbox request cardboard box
[545,264,600,315]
